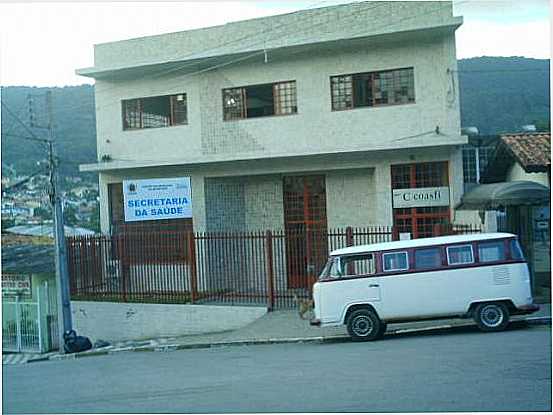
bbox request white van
[310,233,539,341]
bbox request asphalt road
[3,324,551,413]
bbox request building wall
[93,33,464,167]
[507,163,550,187]
[326,169,375,228]
[97,145,463,233]
[71,301,267,343]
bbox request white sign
[392,186,450,209]
[123,177,192,222]
[2,274,31,296]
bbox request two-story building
[76,2,469,293]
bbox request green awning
[457,180,550,210]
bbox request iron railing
[67,224,482,309]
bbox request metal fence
[67,224,481,309]
[2,282,58,353]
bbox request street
[3,324,551,413]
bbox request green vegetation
[458,57,550,134]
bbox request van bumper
[516,303,540,315]
[310,318,321,326]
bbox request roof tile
[500,132,551,173]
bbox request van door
[318,254,380,324]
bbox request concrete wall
[90,2,459,71]
[97,145,464,234]
[507,163,550,187]
[92,33,464,167]
[326,169,375,228]
[71,301,267,343]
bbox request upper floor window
[122,93,187,130]
[331,67,414,111]
[222,81,297,121]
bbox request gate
[2,283,57,353]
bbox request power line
[2,104,50,144]
[72,2,390,114]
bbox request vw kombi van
[310,233,539,341]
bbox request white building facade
[78,1,467,239]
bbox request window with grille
[222,81,297,121]
[462,145,496,184]
[331,67,414,111]
[391,162,450,239]
[122,93,187,130]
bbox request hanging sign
[392,186,450,209]
[2,274,32,296]
[123,177,192,222]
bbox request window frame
[382,251,410,272]
[341,253,377,277]
[414,246,443,270]
[330,67,415,112]
[446,244,475,266]
[477,240,507,263]
[222,80,298,121]
[122,93,188,131]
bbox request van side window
[478,241,506,262]
[342,254,376,276]
[510,239,525,260]
[382,251,409,272]
[446,244,474,265]
[415,247,442,269]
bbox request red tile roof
[500,132,551,173]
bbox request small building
[2,236,59,352]
[459,132,550,299]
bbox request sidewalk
[7,302,546,364]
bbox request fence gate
[2,283,56,353]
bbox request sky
[0,0,550,87]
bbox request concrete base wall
[71,301,267,343]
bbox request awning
[456,180,550,210]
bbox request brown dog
[293,294,314,320]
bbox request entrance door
[283,175,328,289]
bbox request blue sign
[123,177,192,222]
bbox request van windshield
[319,257,342,279]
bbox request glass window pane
[415,247,442,269]
[478,241,505,262]
[383,252,409,271]
[510,239,525,260]
[447,245,474,265]
[342,254,376,276]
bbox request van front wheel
[347,309,381,341]
[474,303,510,332]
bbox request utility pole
[29,91,73,350]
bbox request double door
[283,175,328,289]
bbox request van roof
[330,232,516,256]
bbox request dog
[293,293,314,320]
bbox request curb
[27,315,551,363]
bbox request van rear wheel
[347,309,381,341]
[473,302,510,332]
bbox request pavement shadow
[319,320,535,345]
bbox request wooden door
[283,175,328,289]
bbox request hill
[458,56,550,135]
[1,57,550,178]
[1,85,96,179]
